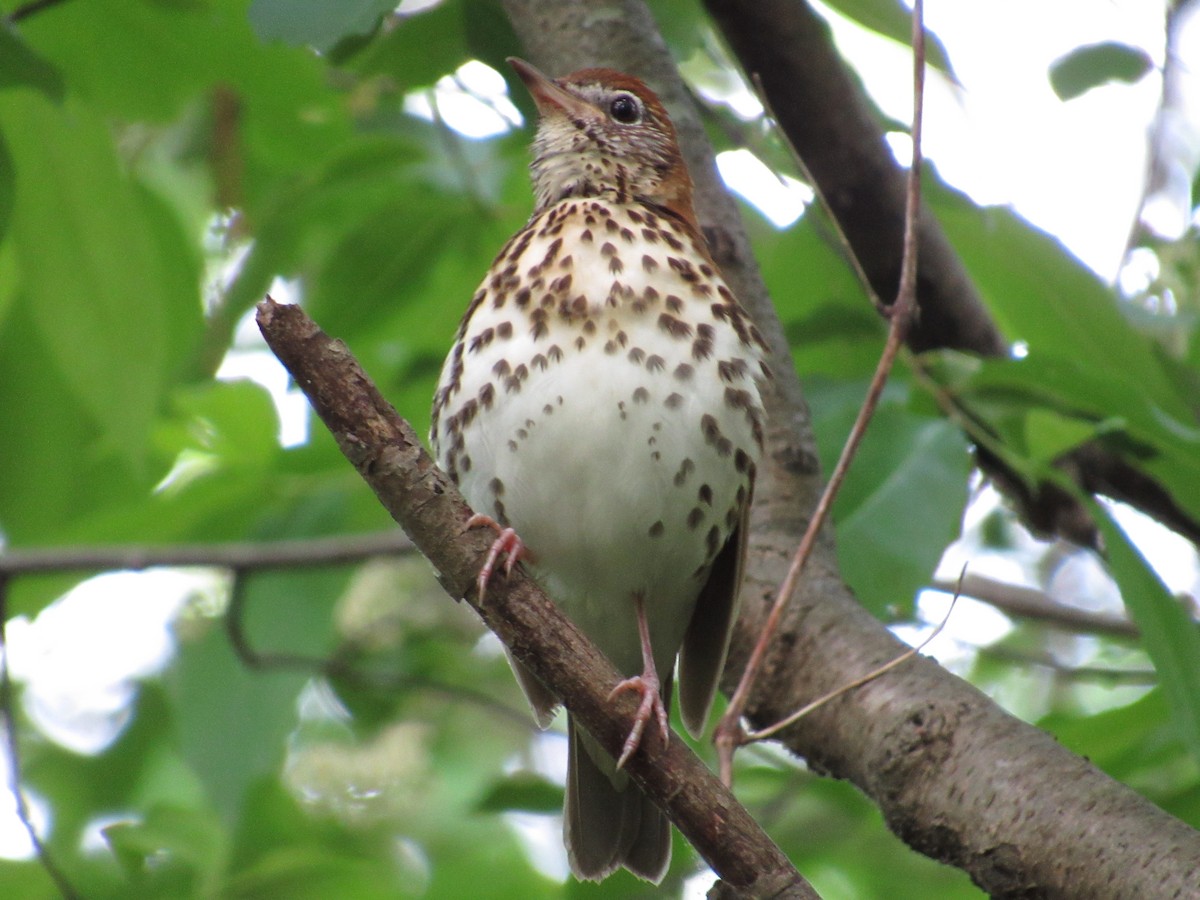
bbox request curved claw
[466,514,528,603]
[609,673,669,769]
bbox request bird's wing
[677,482,752,738]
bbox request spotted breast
[430,58,768,884]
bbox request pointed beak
[507,57,593,120]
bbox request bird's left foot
[609,670,670,769]
[466,514,529,604]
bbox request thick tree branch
[704,0,1200,549]
[497,1,1200,896]
[255,298,815,899]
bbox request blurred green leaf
[0,298,147,547]
[1022,408,1103,463]
[477,773,562,814]
[932,196,1192,424]
[249,0,394,52]
[809,381,971,614]
[0,863,60,900]
[821,0,958,79]
[105,804,227,895]
[0,90,198,476]
[757,213,879,380]
[171,567,344,822]
[1091,503,1200,762]
[0,28,64,101]
[1049,42,1153,101]
[352,0,469,88]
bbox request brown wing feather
[677,484,752,738]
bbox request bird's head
[508,58,696,229]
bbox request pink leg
[466,513,529,603]
[608,593,670,768]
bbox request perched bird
[430,58,768,883]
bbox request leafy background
[0,0,1198,897]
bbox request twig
[713,0,927,786]
[749,72,884,313]
[222,570,533,729]
[979,645,1157,685]
[0,576,82,899]
[747,589,955,743]
[255,297,816,897]
[0,531,414,576]
[931,573,1140,639]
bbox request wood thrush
[431,58,768,883]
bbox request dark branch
[496,2,1200,895]
[255,298,816,899]
[715,0,927,783]
[704,0,1200,549]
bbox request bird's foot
[608,670,669,769]
[466,514,528,604]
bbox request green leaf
[0,131,16,308]
[170,567,344,822]
[0,27,65,101]
[170,378,283,472]
[351,0,468,87]
[0,298,145,546]
[476,773,562,814]
[923,350,1200,524]
[932,196,1192,424]
[249,0,395,52]
[1090,501,1200,761]
[809,381,971,614]
[1049,42,1153,101]
[756,213,879,380]
[1022,408,1103,464]
[104,804,227,894]
[0,863,60,900]
[0,91,197,475]
[821,0,958,79]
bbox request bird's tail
[563,716,671,883]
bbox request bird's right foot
[466,514,528,603]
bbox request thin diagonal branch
[930,573,1141,639]
[0,576,81,899]
[712,0,926,785]
[492,2,1200,895]
[255,297,817,899]
[705,0,1200,549]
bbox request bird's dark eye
[609,93,642,124]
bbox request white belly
[431,198,765,675]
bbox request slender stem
[930,573,1140,639]
[747,590,955,743]
[0,576,81,899]
[750,72,884,313]
[716,0,927,784]
[0,531,414,576]
[222,569,534,729]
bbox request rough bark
[255,299,816,899]
[498,1,1200,897]
[703,0,1200,550]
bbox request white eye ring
[608,93,642,124]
